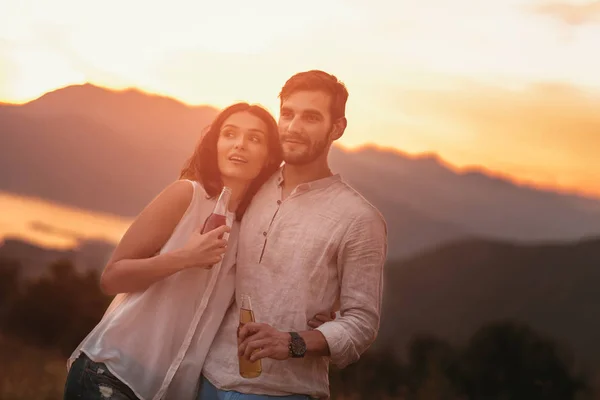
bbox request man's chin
[282,151,311,166]
[283,158,308,166]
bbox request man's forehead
[281,90,331,112]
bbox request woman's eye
[250,135,261,143]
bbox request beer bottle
[239,294,262,378]
[202,186,231,235]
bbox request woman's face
[217,111,270,185]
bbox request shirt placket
[258,183,309,264]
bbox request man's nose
[287,116,302,133]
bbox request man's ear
[331,117,347,141]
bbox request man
[199,70,388,399]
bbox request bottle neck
[213,186,232,216]
[240,294,252,310]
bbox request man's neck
[281,156,332,198]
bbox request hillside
[376,236,600,367]
[2,84,600,258]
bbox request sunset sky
[1,0,599,196]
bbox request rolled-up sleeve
[315,208,388,368]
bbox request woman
[63,103,285,400]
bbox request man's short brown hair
[279,70,349,121]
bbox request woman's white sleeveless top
[68,180,238,400]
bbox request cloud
[386,81,600,194]
[29,221,83,241]
[532,1,600,26]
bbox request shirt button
[263,232,267,236]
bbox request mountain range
[376,235,600,368]
[0,237,113,279]
[1,233,598,372]
[1,83,600,259]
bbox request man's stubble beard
[281,127,333,166]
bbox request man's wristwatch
[288,332,307,358]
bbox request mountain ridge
[1,83,600,259]
[12,82,599,201]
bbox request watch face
[291,337,306,356]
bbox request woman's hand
[179,224,231,269]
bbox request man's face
[278,90,335,165]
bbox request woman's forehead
[221,111,267,132]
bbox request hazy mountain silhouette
[330,146,600,241]
[3,233,599,373]
[376,236,600,366]
[0,85,218,218]
[21,83,219,140]
[1,84,600,259]
[0,237,112,279]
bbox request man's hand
[238,322,290,362]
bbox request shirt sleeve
[315,208,388,368]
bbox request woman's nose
[233,135,245,149]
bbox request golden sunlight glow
[0,192,132,249]
[1,0,600,198]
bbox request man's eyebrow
[281,106,324,115]
[302,108,323,117]
[303,109,324,115]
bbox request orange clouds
[390,82,600,196]
[533,1,600,26]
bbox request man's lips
[283,139,306,145]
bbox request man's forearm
[299,330,330,357]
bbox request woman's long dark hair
[179,102,282,220]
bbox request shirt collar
[275,165,341,192]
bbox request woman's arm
[100,180,229,295]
